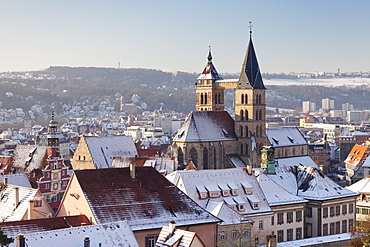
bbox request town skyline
[1,1,369,74]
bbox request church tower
[235,26,267,166]
[195,47,224,111]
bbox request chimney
[84,236,90,247]
[4,177,8,186]
[246,164,252,175]
[16,234,25,247]
[15,187,19,208]
[168,221,176,236]
[130,163,136,180]
[28,200,34,219]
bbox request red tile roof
[72,167,220,230]
[0,215,91,236]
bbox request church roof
[197,48,222,81]
[238,33,265,89]
[266,127,307,147]
[173,111,237,142]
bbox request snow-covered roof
[173,111,237,142]
[70,167,220,231]
[266,127,307,147]
[84,135,138,168]
[275,233,350,247]
[0,185,38,222]
[8,220,139,247]
[12,145,48,174]
[347,176,370,206]
[227,154,248,167]
[156,225,205,247]
[0,174,32,188]
[166,168,272,220]
[267,165,358,201]
[256,171,308,207]
[276,156,319,169]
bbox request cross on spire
[249,21,253,36]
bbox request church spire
[197,46,222,81]
[238,23,265,89]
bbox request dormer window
[247,195,260,210]
[228,182,238,196]
[272,137,279,145]
[222,129,229,138]
[241,181,253,195]
[233,197,246,212]
[218,183,230,197]
[205,184,220,198]
[224,197,237,210]
[196,185,208,199]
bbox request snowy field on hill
[264,77,370,87]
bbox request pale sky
[0,1,369,73]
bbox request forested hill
[1,66,369,113]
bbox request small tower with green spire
[195,47,225,111]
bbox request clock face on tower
[261,152,267,161]
[268,153,274,161]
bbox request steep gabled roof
[0,185,38,222]
[72,167,220,230]
[0,215,91,236]
[267,165,358,201]
[197,48,222,81]
[238,34,265,89]
[173,111,237,142]
[156,225,206,247]
[0,174,32,188]
[344,144,369,168]
[84,135,138,168]
[12,145,48,174]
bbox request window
[336,205,340,216]
[253,203,259,210]
[243,229,251,238]
[330,206,334,217]
[219,230,226,240]
[34,200,42,207]
[330,223,335,235]
[277,230,284,242]
[349,203,354,213]
[335,221,340,234]
[231,230,238,239]
[296,210,302,222]
[307,207,312,218]
[356,207,359,214]
[271,215,274,226]
[42,184,50,189]
[362,208,369,215]
[342,204,347,215]
[287,229,293,241]
[323,207,328,218]
[323,223,328,236]
[254,237,259,247]
[259,220,264,230]
[287,212,293,223]
[145,234,158,247]
[349,219,354,231]
[277,213,284,225]
[342,220,347,233]
[296,227,302,240]
[45,172,50,178]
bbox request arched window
[245,126,249,137]
[241,94,244,104]
[204,93,208,104]
[301,147,305,155]
[245,144,249,155]
[203,147,208,169]
[259,109,263,121]
[240,110,244,121]
[178,148,184,165]
[240,125,243,137]
[190,147,198,167]
[240,144,244,155]
[213,146,216,169]
[259,125,263,137]
[200,93,204,104]
[245,110,249,120]
[245,94,248,104]
[256,110,259,120]
[218,93,221,104]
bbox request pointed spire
[197,46,222,81]
[238,23,265,89]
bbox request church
[172,28,269,169]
